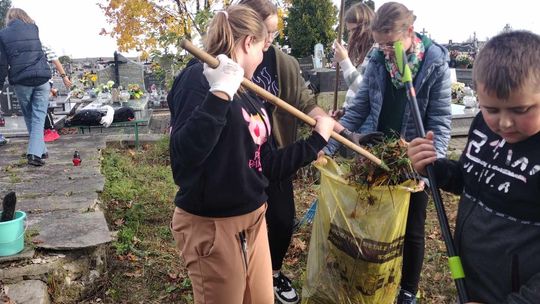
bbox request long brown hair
[204,5,267,60]
[6,8,35,26]
[344,3,374,66]
[236,0,277,21]
[371,2,415,35]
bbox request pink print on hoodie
[242,107,271,171]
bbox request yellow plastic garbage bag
[302,157,422,304]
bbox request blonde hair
[204,5,267,60]
[371,2,415,35]
[6,8,35,26]
[344,3,374,66]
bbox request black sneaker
[27,154,45,167]
[273,272,299,304]
[397,289,417,304]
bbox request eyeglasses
[377,30,405,52]
[378,42,396,52]
[267,31,279,40]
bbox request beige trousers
[171,204,274,304]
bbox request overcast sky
[360,0,540,44]
[9,0,540,58]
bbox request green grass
[96,136,192,303]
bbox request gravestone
[456,68,473,87]
[313,43,325,69]
[0,84,21,116]
[51,76,69,96]
[96,53,145,90]
[297,56,314,81]
[307,68,348,93]
[143,72,164,92]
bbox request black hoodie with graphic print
[167,61,326,218]
[431,113,540,303]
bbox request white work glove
[100,105,114,128]
[203,54,244,101]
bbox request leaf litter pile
[337,137,417,187]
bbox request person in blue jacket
[0,8,52,166]
[325,2,452,303]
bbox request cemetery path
[0,134,111,304]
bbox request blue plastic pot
[0,211,27,256]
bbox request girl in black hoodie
[168,5,334,304]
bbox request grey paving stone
[0,248,34,264]
[5,280,50,304]
[28,210,111,250]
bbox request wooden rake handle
[179,39,387,170]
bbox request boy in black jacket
[408,31,540,303]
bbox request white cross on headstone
[2,86,14,110]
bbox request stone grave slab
[0,166,104,193]
[0,248,35,264]
[0,114,66,137]
[307,68,348,93]
[451,103,479,136]
[28,210,111,250]
[16,193,99,213]
[0,258,62,282]
[51,76,69,96]
[0,115,27,137]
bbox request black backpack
[64,110,103,126]
[113,107,135,122]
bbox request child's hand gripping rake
[393,41,469,303]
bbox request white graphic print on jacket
[464,129,540,194]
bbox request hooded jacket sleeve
[340,57,363,94]
[169,65,231,170]
[425,64,452,158]
[170,92,230,169]
[261,131,327,181]
[432,158,464,194]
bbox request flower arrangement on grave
[94,80,115,95]
[451,82,465,104]
[127,83,144,99]
[455,53,473,68]
[69,86,85,99]
[80,72,98,88]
